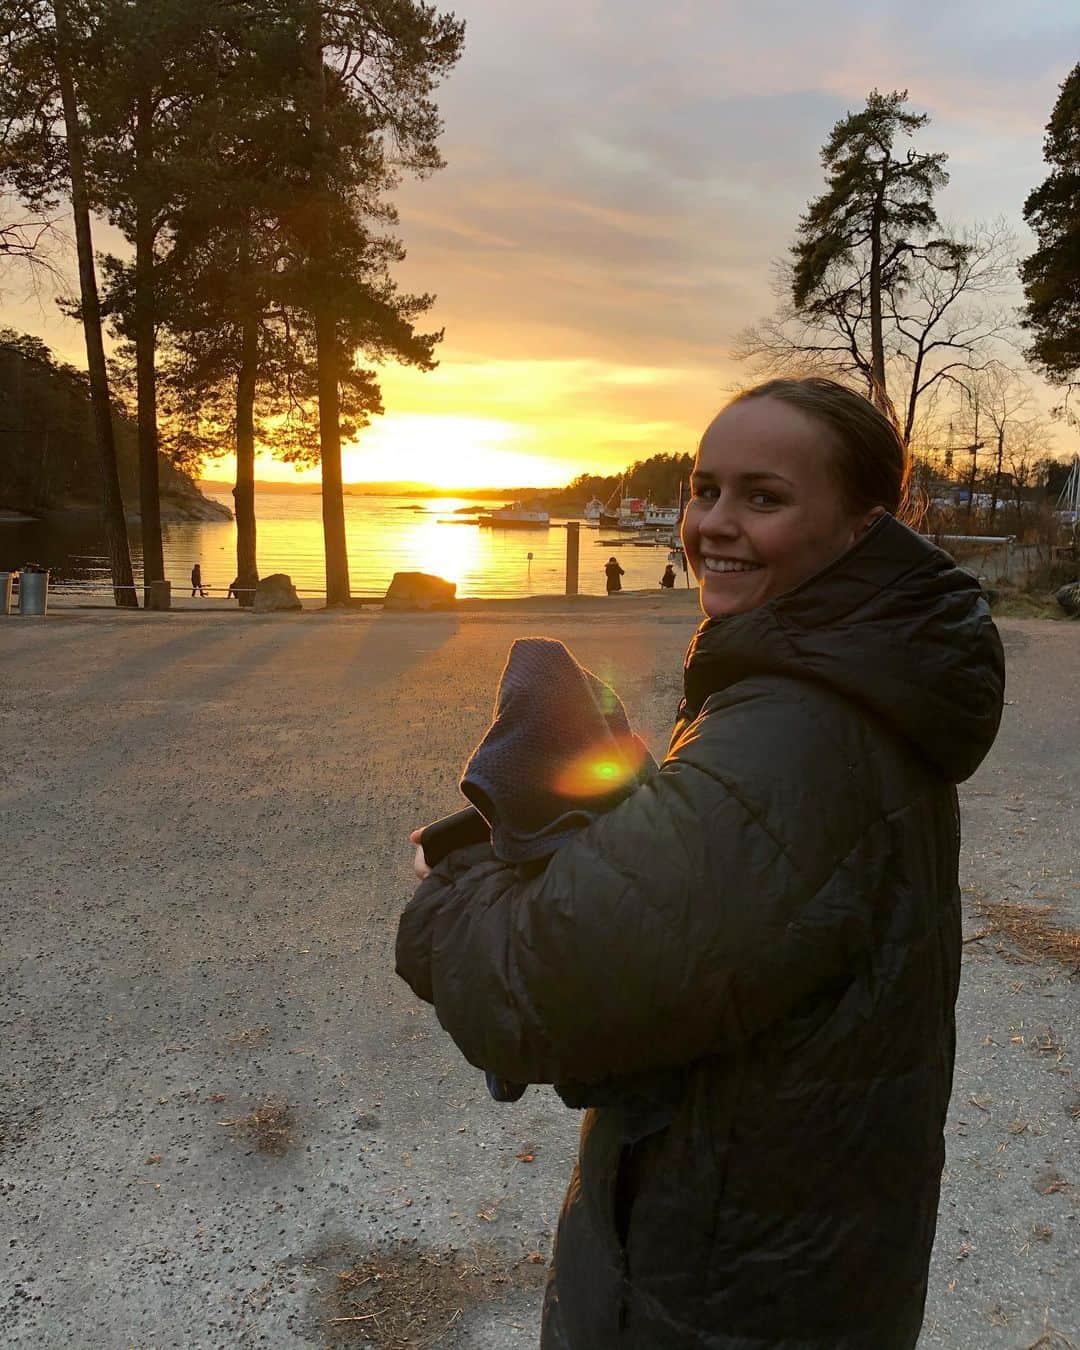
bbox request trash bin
[0,572,12,615]
[145,579,172,611]
[18,565,49,616]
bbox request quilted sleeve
[395,684,870,1084]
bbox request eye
[690,483,718,501]
[748,490,780,507]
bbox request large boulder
[253,573,302,613]
[383,571,456,611]
[1054,581,1080,617]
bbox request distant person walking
[190,563,208,598]
[660,563,676,589]
[604,556,624,595]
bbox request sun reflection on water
[406,503,485,595]
[106,489,687,600]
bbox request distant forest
[540,452,695,511]
[0,329,212,515]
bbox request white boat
[480,502,551,529]
[584,496,604,523]
[599,496,647,529]
[644,503,679,529]
[616,498,647,529]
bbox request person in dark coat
[604,556,624,594]
[396,377,1005,1349]
[659,563,676,588]
[190,563,207,597]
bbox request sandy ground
[1,603,1077,1349]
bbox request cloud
[368,0,1080,471]
[5,0,1079,475]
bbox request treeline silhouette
[541,452,695,511]
[0,329,218,517]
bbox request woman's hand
[409,828,431,882]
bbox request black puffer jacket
[395,515,1005,1349]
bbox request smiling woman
[682,380,907,617]
[395,376,1006,1350]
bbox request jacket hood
[462,637,657,861]
[682,514,1005,784]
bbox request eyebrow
[690,470,794,487]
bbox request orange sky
[3,3,1078,487]
[302,355,726,487]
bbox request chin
[702,597,750,619]
[699,579,767,619]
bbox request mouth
[701,556,763,575]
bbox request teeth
[704,558,760,573]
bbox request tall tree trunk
[234,227,259,608]
[988,426,1004,531]
[52,0,137,607]
[134,84,164,589]
[315,309,349,604]
[966,397,980,521]
[305,11,350,605]
[868,166,889,417]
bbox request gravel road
[1,608,1076,1348]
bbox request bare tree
[942,360,1055,531]
[0,211,59,269]
[888,222,1017,445]
[969,365,1036,529]
[734,220,1018,446]
[1004,433,1054,524]
[0,194,69,302]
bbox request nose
[698,495,741,540]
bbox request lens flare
[551,734,648,799]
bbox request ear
[856,505,886,537]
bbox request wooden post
[565,521,580,596]
[677,479,691,585]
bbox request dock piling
[565,521,580,596]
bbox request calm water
[0,489,690,600]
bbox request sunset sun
[338,413,567,488]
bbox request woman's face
[681,397,880,619]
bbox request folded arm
[396,687,866,1084]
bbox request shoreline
[28,583,1075,622]
[33,586,704,618]
[0,493,232,526]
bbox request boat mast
[1058,456,1080,520]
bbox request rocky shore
[8,486,233,526]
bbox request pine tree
[288,0,464,605]
[1020,63,1080,396]
[0,0,138,605]
[109,6,301,608]
[89,0,234,589]
[150,0,460,606]
[791,89,956,418]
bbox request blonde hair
[727,378,912,521]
